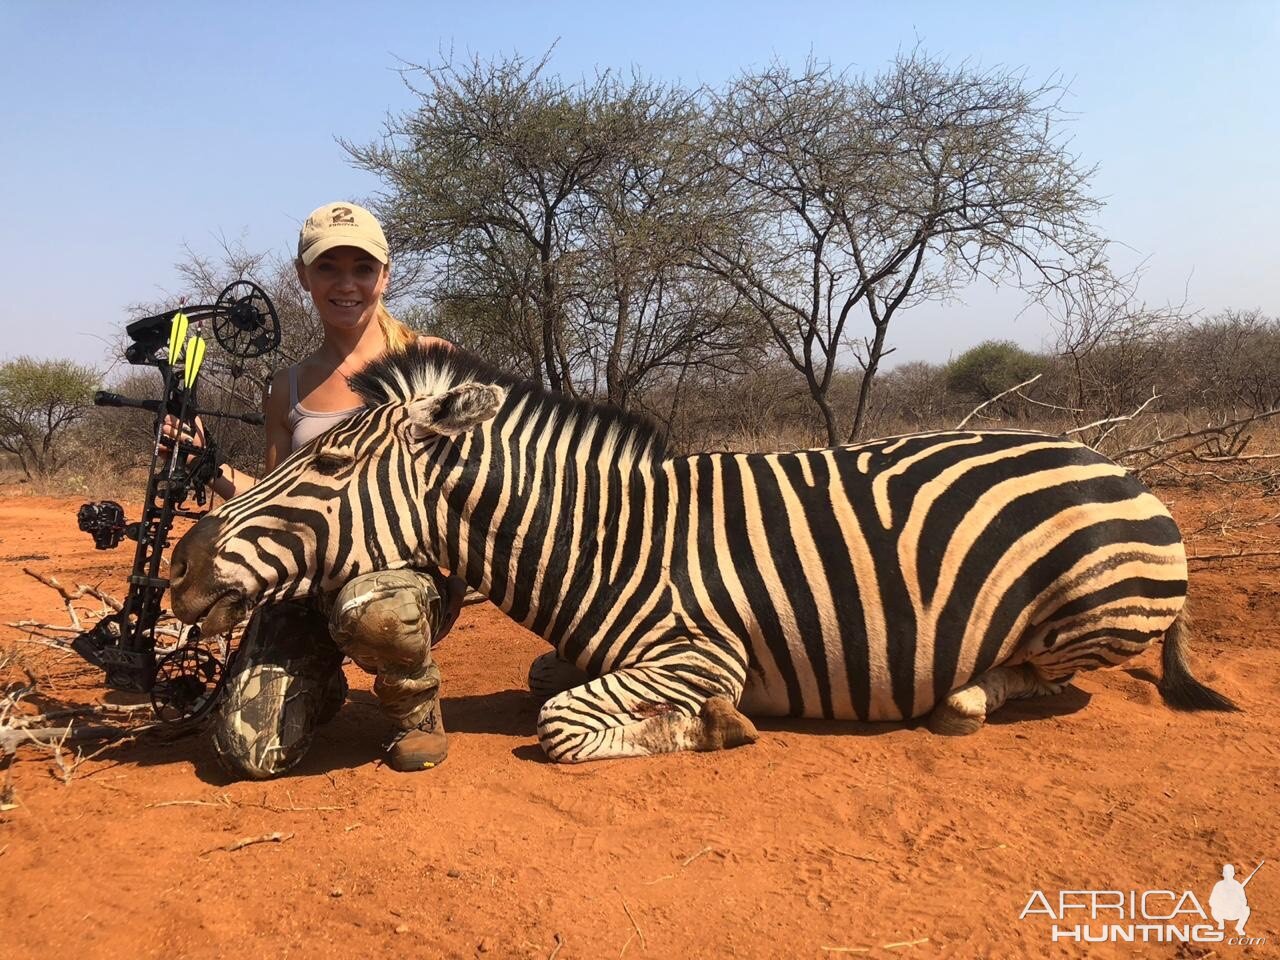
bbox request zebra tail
[1158,606,1239,712]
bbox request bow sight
[70,280,281,723]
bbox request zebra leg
[526,650,589,700]
[536,660,758,763]
[928,664,1066,736]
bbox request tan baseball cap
[297,202,389,265]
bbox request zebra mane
[350,342,669,464]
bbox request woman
[180,202,460,779]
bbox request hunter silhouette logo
[329,206,356,225]
[1210,861,1263,936]
[1020,859,1267,946]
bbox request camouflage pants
[210,569,447,780]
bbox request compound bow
[70,280,281,723]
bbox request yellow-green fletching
[183,335,207,389]
[168,311,189,363]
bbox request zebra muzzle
[170,583,250,635]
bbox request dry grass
[0,465,149,501]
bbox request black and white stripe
[181,344,1233,762]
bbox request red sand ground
[1,491,1277,959]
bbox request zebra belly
[734,625,934,722]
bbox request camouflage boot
[327,569,449,772]
[210,601,346,781]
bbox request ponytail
[375,300,416,352]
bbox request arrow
[183,335,207,389]
[168,311,189,363]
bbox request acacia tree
[945,340,1046,419]
[702,52,1107,443]
[573,83,765,407]
[0,357,101,477]
[344,51,615,393]
[345,51,761,409]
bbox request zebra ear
[406,383,506,440]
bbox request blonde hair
[375,299,416,352]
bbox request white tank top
[285,365,363,452]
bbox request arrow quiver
[70,280,281,722]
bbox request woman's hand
[159,413,207,467]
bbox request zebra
[169,343,1236,762]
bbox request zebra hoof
[697,696,759,751]
[928,703,986,736]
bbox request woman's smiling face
[297,245,389,331]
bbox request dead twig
[548,933,564,960]
[645,844,723,884]
[821,937,930,954]
[680,845,715,867]
[1121,406,1280,471]
[200,831,294,857]
[1188,549,1280,563]
[147,797,234,809]
[1065,389,1161,445]
[619,892,645,955]
[233,791,346,813]
[48,736,120,785]
[1163,461,1280,486]
[22,568,123,611]
[21,569,128,630]
[2,722,153,757]
[7,622,82,636]
[5,636,80,656]
[1182,506,1280,540]
[837,850,882,863]
[8,703,152,728]
[954,374,1043,430]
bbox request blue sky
[2,1,1277,369]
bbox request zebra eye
[312,452,353,475]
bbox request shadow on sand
[15,683,1094,783]
[29,686,544,785]
[750,682,1091,737]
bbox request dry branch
[1064,390,1161,444]
[147,798,232,809]
[7,623,83,636]
[954,374,1043,430]
[2,723,144,757]
[22,568,122,613]
[1187,550,1280,563]
[1118,406,1280,466]
[681,845,715,867]
[200,832,294,857]
[618,891,646,957]
[7,703,152,728]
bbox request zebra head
[169,344,505,635]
